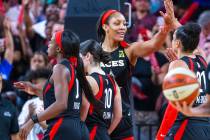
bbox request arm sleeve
[10,107,19,134]
[1,59,13,80]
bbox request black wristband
[31,114,39,124]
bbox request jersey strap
[107,75,117,97]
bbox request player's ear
[175,40,181,49]
[102,24,109,33]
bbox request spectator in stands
[128,0,157,42]
[198,11,210,51]
[17,51,48,111]
[131,28,169,140]
[18,69,51,140]
[0,74,20,140]
[0,16,14,80]
[203,39,210,63]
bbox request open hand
[14,81,37,96]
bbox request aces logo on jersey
[119,50,125,58]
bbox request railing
[135,123,159,140]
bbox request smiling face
[103,12,127,42]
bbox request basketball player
[175,63,210,117]
[96,0,177,139]
[80,39,122,140]
[157,23,210,140]
[17,30,96,140]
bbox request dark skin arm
[19,64,70,139]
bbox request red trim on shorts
[49,118,63,140]
[89,125,98,140]
[174,119,189,140]
[43,83,52,95]
[156,104,178,140]
[95,75,104,100]
[122,136,134,140]
[198,56,207,68]
[107,75,117,97]
[68,64,75,93]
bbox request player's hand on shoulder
[166,47,178,62]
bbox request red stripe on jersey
[89,104,94,115]
[49,118,63,140]
[95,75,104,100]
[156,104,178,140]
[107,75,117,97]
[174,119,188,140]
[122,136,134,140]
[198,56,207,68]
[89,125,98,140]
[68,64,75,93]
[188,58,194,71]
[43,84,52,95]
[89,75,104,115]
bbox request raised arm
[4,18,14,64]
[127,0,181,64]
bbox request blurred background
[0,0,210,140]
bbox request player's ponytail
[55,30,97,104]
[76,57,98,104]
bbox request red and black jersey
[86,72,117,129]
[181,55,208,106]
[157,55,209,139]
[43,59,82,124]
[100,46,134,117]
[173,55,208,123]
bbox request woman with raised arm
[80,40,122,140]
[96,0,179,139]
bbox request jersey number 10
[105,88,112,109]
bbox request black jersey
[86,73,117,129]
[176,55,208,122]
[206,63,210,94]
[100,47,133,115]
[43,59,82,124]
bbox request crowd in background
[0,0,210,140]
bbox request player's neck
[56,54,64,63]
[180,52,195,58]
[102,37,118,52]
[88,65,105,75]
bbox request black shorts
[88,125,110,140]
[43,117,89,140]
[165,121,210,140]
[110,115,134,140]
